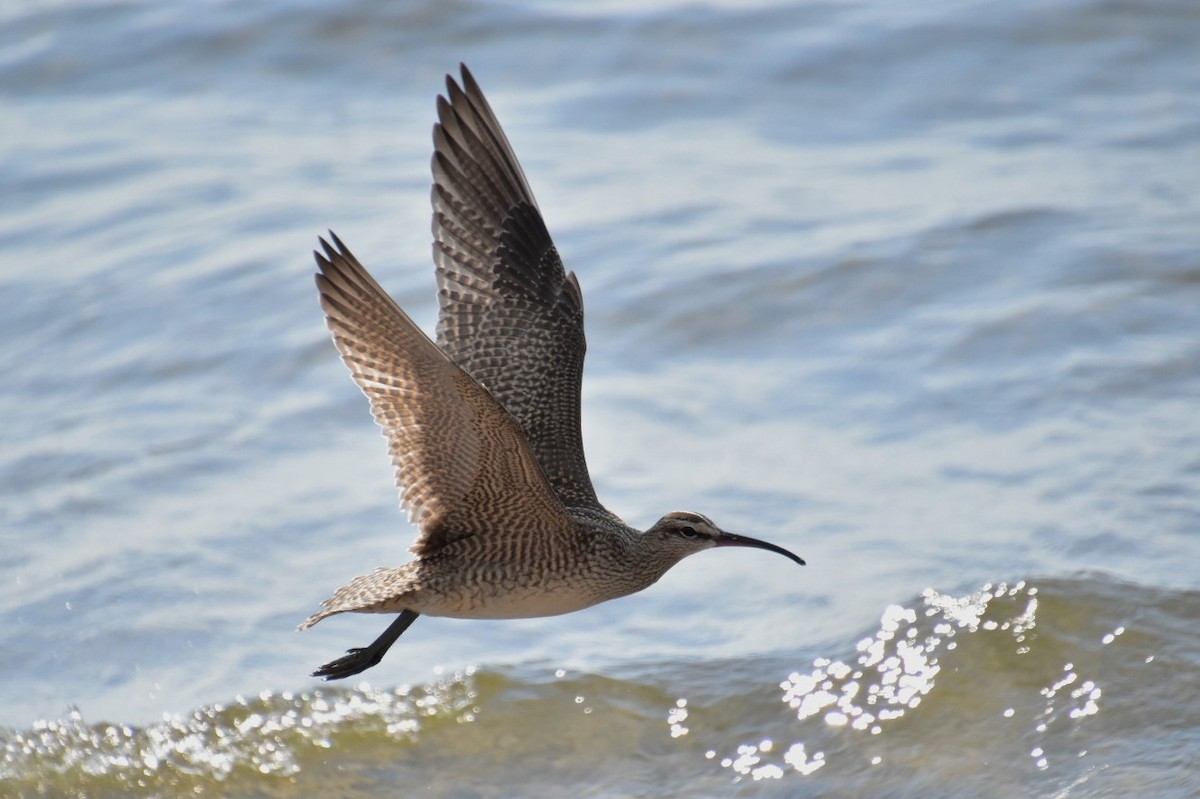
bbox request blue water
[2,0,1198,796]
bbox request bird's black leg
[312,610,421,680]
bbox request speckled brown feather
[313,233,576,558]
[431,66,599,511]
[299,67,804,673]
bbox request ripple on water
[0,670,479,796]
[677,576,1198,796]
[2,577,1197,797]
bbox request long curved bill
[714,532,806,566]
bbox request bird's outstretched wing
[314,233,575,556]
[431,65,599,511]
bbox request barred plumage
[302,65,804,681]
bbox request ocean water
[2,0,1198,796]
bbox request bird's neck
[604,530,680,589]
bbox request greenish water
[5,577,1197,796]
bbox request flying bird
[302,65,805,680]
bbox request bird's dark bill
[714,532,806,566]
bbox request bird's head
[644,510,806,566]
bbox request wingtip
[315,230,353,269]
[323,229,347,250]
[459,63,479,94]
[315,231,333,258]
[434,96,454,136]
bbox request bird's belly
[412,568,621,620]
[419,587,603,619]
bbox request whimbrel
[302,65,805,680]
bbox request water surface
[2,0,1198,796]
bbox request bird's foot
[311,646,383,681]
[309,610,419,680]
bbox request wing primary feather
[429,67,605,511]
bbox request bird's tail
[297,566,409,630]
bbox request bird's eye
[678,526,697,538]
